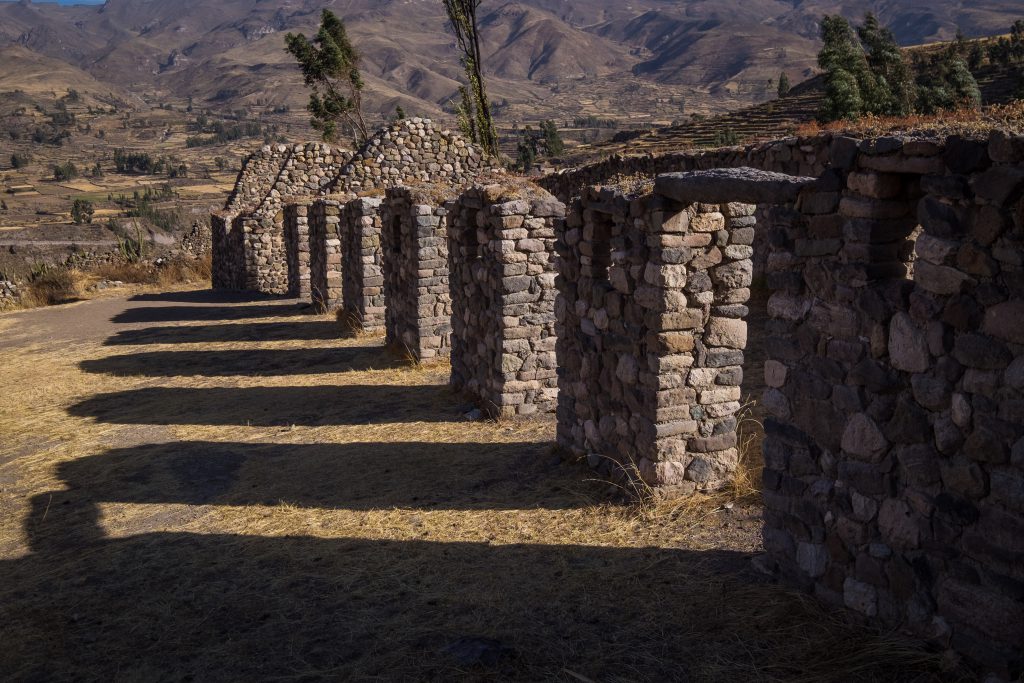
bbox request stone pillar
[556,185,754,494]
[242,213,288,295]
[284,200,312,300]
[308,198,343,312]
[448,184,563,417]
[380,185,456,361]
[340,197,385,332]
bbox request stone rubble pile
[0,280,19,309]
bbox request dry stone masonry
[213,145,294,289]
[555,181,772,493]
[243,143,347,295]
[307,198,343,313]
[209,119,1024,678]
[747,135,1023,678]
[554,135,1024,676]
[448,183,563,417]
[380,185,457,362]
[328,118,486,195]
[284,200,312,300]
[339,197,385,332]
[213,119,492,298]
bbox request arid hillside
[0,0,1021,124]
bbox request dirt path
[0,289,951,681]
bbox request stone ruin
[283,201,312,300]
[379,184,457,362]
[212,118,491,301]
[307,198,343,313]
[556,184,770,492]
[212,142,346,294]
[209,125,1024,678]
[339,197,385,331]
[327,118,485,195]
[448,184,563,417]
[0,279,19,310]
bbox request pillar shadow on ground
[4,511,756,681]
[104,320,349,345]
[112,303,309,324]
[68,385,463,426]
[129,289,293,304]
[2,481,946,681]
[52,440,573,511]
[81,347,401,377]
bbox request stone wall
[222,144,293,217]
[329,118,488,195]
[308,198,343,313]
[241,215,286,294]
[214,119,492,295]
[756,133,1024,677]
[242,143,348,295]
[555,186,758,493]
[448,183,563,417]
[551,135,1024,674]
[206,120,1024,675]
[339,197,385,331]
[380,185,455,361]
[537,134,836,204]
[211,143,348,293]
[211,213,245,290]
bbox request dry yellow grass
[795,101,1024,139]
[176,183,236,196]
[10,256,212,312]
[0,291,968,681]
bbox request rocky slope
[0,0,1020,123]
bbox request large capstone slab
[654,167,816,205]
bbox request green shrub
[777,72,791,98]
[53,162,78,181]
[71,199,94,224]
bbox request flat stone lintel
[654,167,817,205]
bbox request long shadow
[54,440,570,511]
[68,385,460,425]
[81,347,400,377]
[104,320,348,345]
[129,289,287,304]
[2,485,952,681]
[112,303,308,324]
[2,515,758,681]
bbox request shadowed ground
[0,288,962,681]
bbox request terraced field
[566,44,1022,162]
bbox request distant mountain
[0,0,1020,126]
